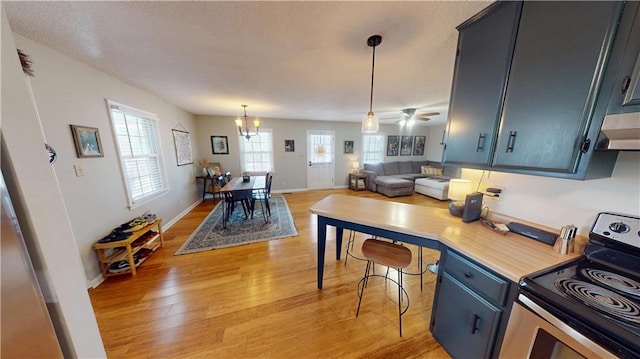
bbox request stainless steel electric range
[500,212,640,358]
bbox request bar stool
[356,238,412,337]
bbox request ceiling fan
[380,108,441,125]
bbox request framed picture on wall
[285,139,295,152]
[413,136,426,156]
[211,135,229,154]
[386,135,399,156]
[400,135,413,156]
[70,125,103,158]
[172,129,193,166]
[344,140,354,154]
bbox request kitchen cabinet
[444,1,630,179]
[430,248,516,359]
[605,2,640,114]
[443,1,521,166]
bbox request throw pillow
[421,166,444,176]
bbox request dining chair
[251,172,273,218]
[218,176,250,227]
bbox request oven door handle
[471,314,480,334]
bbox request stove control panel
[591,212,640,248]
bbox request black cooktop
[520,212,640,358]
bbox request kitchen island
[309,194,583,287]
[309,194,585,358]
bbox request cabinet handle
[464,271,472,278]
[472,314,481,334]
[476,133,486,152]
[506,131,517,152]
[621,76,631,94]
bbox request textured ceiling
[5,1,491,126]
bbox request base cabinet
[431,248,516,359]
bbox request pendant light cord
[369,45,376,113]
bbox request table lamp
[448,179,471,217]
[352,161,360,174]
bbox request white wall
[12,34,200,283]
[194,115,430,191]
[2,10,106,357]
[426,128,640,235]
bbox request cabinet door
[493,1,623,172]
[443,2,521,167]
[432,272,502,359]
[607,2,640,112]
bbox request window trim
[106,99,170,209]
[237,128,275,174]
[362,133,386,164]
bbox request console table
[196,175,219,201]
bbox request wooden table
[196,175,218,201]
[309,194,584,289]
[348,173,367,191]
[309,194,458,289]
[220,176,267,227]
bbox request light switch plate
[74,164,85,177]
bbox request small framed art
[211,135,229,155]
[413,136,426,156]
[70,125,103,158]
[386,135,399,156]
[285,139,295,152]
[400,135,414,156]
[344,140,354,154]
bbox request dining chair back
[251,172,273,218]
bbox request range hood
[598,112,640,150]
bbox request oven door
[499,294,617,358]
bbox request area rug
[175,196,298,255]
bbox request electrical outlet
[74,164,85,177]
[484,185,504,200]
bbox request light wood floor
[89,189,452,358]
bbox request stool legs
[356,261,410,337]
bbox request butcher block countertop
[438,220,585,283]
[309,194,585,283]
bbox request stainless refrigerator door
[1,173,63,358]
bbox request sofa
[360,160,457,199]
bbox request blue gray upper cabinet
[444,1,637,179]
[443,2,522,167]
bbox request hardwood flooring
[89,189,451,358]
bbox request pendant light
[235,105,260,140]
[362,35,382,133]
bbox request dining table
[219,176,268,228]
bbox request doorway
[307,130,335,189]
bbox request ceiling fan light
[362,111,379,133]
[398,119,406,126]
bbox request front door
[307,130,335,189]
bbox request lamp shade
[362,112,379,133]
[448,179,471,201]
[352,161,360,169]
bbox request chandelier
[235,105,260,140]
[363,34,382,133]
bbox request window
[107,100,168,208]
[238,129,274,173]
[362,134,385,163]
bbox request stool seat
[362,239,411,269]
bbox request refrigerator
[1,172,63,358]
